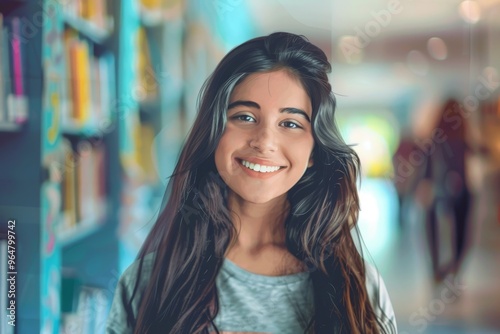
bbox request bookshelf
[0,2,49,333]
[0,1,120,333]
[57,0,121,333]
[115,0,188,270]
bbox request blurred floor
[370,170,500,334]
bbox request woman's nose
[249,126,278,153]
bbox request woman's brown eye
[232,115,255,122]
[281,121,302,129]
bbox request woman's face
[214,69,314,204]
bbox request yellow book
[62,140,77,228]
[135,123,157,183]
[69,41,79,123]
[81,0,96,21]
[129,119,157,183]
[63,29,78,124]
[71,40,90,124]
[136,27,157,101]
[141,0,162,10]
[120,109,142,179]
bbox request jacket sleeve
[105,263,137,334]
[365,262,398,334]
[106,254,154,334]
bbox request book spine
[11,18,23,97]
[0,14,4,123]
[76,41,90,125]
[69,41,80,124]
[62,139,77,229]
[1,27,12,123]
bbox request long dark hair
[129,32,394,333]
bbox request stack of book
[60,272,110,334]
[61,27,115,134]
[0,14,28,129]
[59,138,107,237]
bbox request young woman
[106,32,397,334]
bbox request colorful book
[90,56,101,127]
[136,27,157,101]
[11,17,23,97]
[69,40,91,125]
[100,53,115,124]
[0,17,28,125]
[1,26,12,123]
[61,28,79,128]
[141,0,162,10]
[0,15,5,123]
[62,139,78,229]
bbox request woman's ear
[308,154,314,168]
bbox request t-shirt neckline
[222,257,310,285]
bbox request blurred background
[0,0,499,333]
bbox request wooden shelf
[62,13,113,44]
[58,200,108,247]
[138,3,184,27]
[59,220,103,248]
[139,6,164,27]
[61,119,112,137]
[58,211,107,248]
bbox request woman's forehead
[228,70,312,113]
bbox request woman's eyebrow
[228,100,311,123]
[281,107,311,123]
[228,100,259,110]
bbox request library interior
[0,0,499,333]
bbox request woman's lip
[236,157,285,168]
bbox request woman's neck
[223,191,308,276]
[226,192,290,253]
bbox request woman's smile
[236,158,286,179]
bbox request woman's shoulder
[119,252,155,289]
[364,261,398,333]
[106,252,155,334]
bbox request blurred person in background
[392,135,426,230]
[414,99,473,282]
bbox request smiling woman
[106,32,397,334]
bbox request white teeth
[241,160,281,173]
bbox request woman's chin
[229,190,286,206]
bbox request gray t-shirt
[106,255,397,333]
[211,257,315,333]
